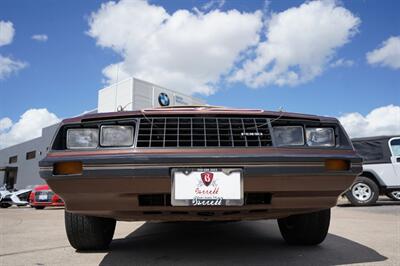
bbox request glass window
[9,156,17,164]
[390,139,400,156]
[26,151,36,160]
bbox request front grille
[245,193,272,205]
[138,193,272,206]
[139,194,171,206]
[136,117,273,148]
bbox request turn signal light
[53,162,82,175]
[325,159,350,171]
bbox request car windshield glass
[390,139,400,156]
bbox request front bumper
[40,148,362,221]
[30,200,64,207]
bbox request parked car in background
[40,106,362,250]
[29,184,64,209]
[0,185,32,208]
[346,135,400,205]
[0,185,11,208]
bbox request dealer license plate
[171,168,243,206]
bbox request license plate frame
[38,194,48,200]
[171,168,243,206]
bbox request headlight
[273,126,304,146]
[66,128,98,149]
[306,128,335,147]
[100,125,134,147]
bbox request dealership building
[0,77,204,189]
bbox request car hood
[62,106,338,124]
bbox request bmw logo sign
[158,92,170,106]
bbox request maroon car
[39,106,362,250]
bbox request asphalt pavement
[0,197,399,266]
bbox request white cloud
[0,54,27,80]
[31,34,48,42]
[0,20,27,79]
[0,118,12,132]
[366,36,400,70]
[88,0,262,95]
[330,58,354,68]
[230,0,360,88]
[0,20,14,47]
[201,0,226,11]
[338,105,400,138]
[0,109,60,149]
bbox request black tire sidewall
[64,211,116,250]
[278,209,331,245]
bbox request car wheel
[34,206,45,210]
[386,191,400,201]
[345,176,379,206]
[65,211,116,250]
[277,209,330,245]
[0,203,11,208]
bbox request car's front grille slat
[137,117,273,148]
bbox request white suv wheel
[390,191,400,200]
[352,183,372,201]
[346,176,379,206]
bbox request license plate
[38,194,48,200]
[171,168,243,206]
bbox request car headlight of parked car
[100,125,134,147]
[306,128,335,147]
[67,128,99,149]
[273,126,304,146]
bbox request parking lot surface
[1,198,399,266]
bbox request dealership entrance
[0,167,18,190]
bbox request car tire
[386,191,400,201]
[0,203,11,208]
[345,176,379,206]
[65,211,116,251]
[277,209,330,245]
[34,206,45,210]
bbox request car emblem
[158,92,170,106]
[201,172,213,186]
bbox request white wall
[0,124,59,189]
[98,77,204,112]
[98,78,134,113]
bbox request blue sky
[0,0,399,147]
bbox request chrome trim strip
[40,162,362,171]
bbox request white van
[346,135,400,205]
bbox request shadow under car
[97,220,386,266]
